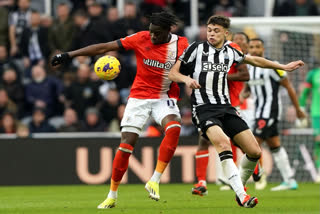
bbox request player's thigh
[265,136,281,149]
[233,129,261,158]
[206,125,231,153]
[121,98,152,135]
[151,98,180,126]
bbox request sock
[219,151,246,202]
[231,143,237,163]
[150,170,162,183]
[271,146,294,183]
[314,141,320,171]
[195,150,209,182]
[156,121,181,173]
[110,143,133,193]
[107,190,118,199]
[239,154,260,185]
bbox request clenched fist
[51,53,70,66]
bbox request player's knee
[248,148,261,159]
[214,138,231,152]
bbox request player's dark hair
[250,38,265,45]
[150,11,178,31]
[207,15,230,29]
[234,32,249,43]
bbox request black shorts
[192,104,249,140]
[253,118,279,139]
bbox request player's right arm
[51,41,120,66]
[169,60,201,89]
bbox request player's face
[149,24,170,45]
[248,40,264,57]
[233,34,248,54]
[207,24,228,48]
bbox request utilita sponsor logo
[143,59,173,70]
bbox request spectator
[274,0,319,16]
[20,10,50,68]
[180,108,197,136]
[108,104,125,132]
[0,5,9,46]
[49,3,75,53]
[1,68,24,117]
[99,6,119,41]
[0,111,19,134]
[71,55,92,72]
[8,0,31,57]
[0,88,17,116]
[58,107,82,132]
[114,2,144,38]
[100,87,121,126]
[28,107,56,133]
[64,64,101,119]
[25,65,64,117]
[71,10,107,50]
[87,1,104,23]
[16,123,30,138]
[213,0,238,17]
[80,107,107,132]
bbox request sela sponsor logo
[202,62,228,72]
[248,79,265,86]
[143,58,173,70]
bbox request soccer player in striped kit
[51,11,189,209]
[241,38,306,191]
[191,32,250,196]
[169,15,304,208]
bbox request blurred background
[0,0,319,185]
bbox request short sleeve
[179,42,198,64]
[179,42,198,76]
[119,32,143,50]
[269,69,287,82]
[228,43,245,64]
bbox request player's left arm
[227,63,250,81]
[280,77,306,119]
[243,55,304,72]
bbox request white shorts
[121,97,180,135]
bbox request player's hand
[185,77,201,89]
[296,107,307,119]
[283,60,304,72]
[51,52,70,66]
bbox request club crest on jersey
[202,62,228,72]
[143,58,173,70]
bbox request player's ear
[224,29,229,37]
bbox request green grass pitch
[0,183,319,214]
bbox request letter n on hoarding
[76,147,112,184]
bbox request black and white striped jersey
[179,40,245,107]
[247,65,287,120]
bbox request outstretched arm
[280,77,306,119]
[169,60,201,89]
[51,41,120,66]
[243,55,304,72]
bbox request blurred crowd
[0,0,319,138]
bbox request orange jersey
[119,31,189,99]
[228,63,244,107]
[226,42,245,107]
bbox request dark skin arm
[239,83,251,104]
[280,77,306,119]
[68,41,120,58]
[227,63,249,81]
